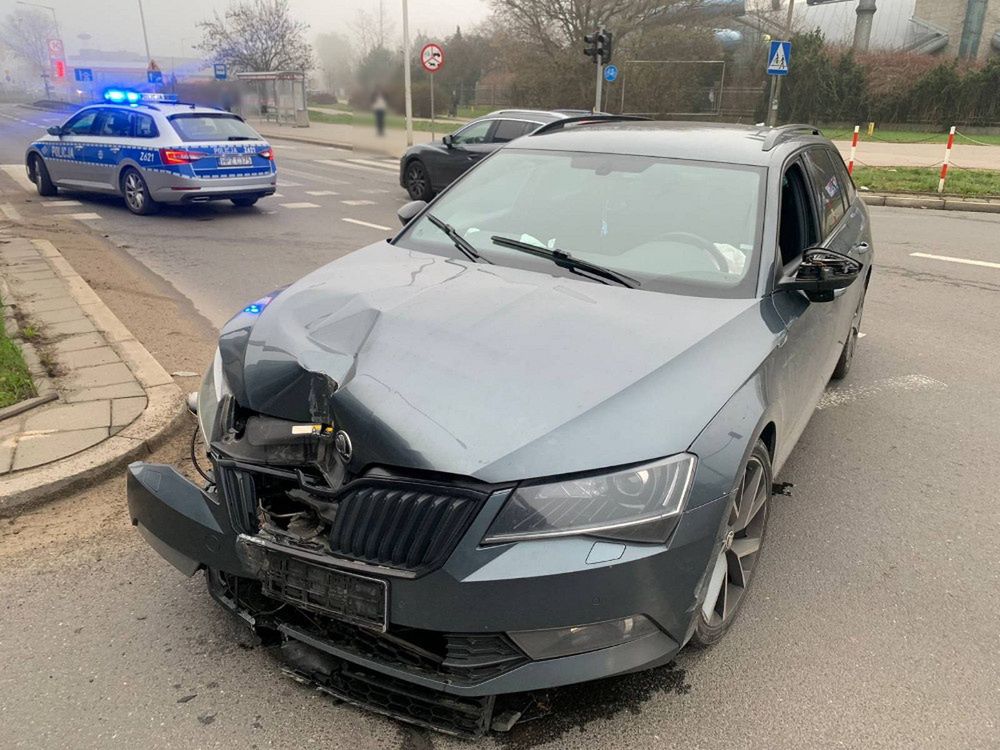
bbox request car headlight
[196,347,228,443]
[483,453,696,545]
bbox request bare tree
[353,7,396,56]
[0,9,55,74]
[490,0,716,52]
[197,0,313,72]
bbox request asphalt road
[1,103,999,749]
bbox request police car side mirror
[47,126,66,137]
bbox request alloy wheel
[124,172,145,211]
[700,454,769,627]
[406,163,428,199]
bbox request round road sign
[420,43,444,73]
[604,64,619,83]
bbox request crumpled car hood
[219,242,770,482]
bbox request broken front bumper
[127,460,727,732]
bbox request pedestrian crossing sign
[767,41,791,76]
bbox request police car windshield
[168,114,260,142]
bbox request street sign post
[74,68,93,82]
[214,63,228,81]
[420,43,444,139]
[604,64,618,83]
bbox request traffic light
[583,29,613,65]
[53,59,65,79]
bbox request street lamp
[16,0,60,37]
[401,0,413,146]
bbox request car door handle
[853,242,870,254]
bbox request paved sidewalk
[254,119,436,158]
[0,230,184,508]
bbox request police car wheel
[120,168,159,215]
[30,156,57,197]
[230,196,259,208]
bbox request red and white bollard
[848,125,860,175]
[938,126,956,194]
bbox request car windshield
[168,114,260,142]
[395,148,765,298]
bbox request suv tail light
[160,149,205,165]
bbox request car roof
[84,102,235,117]
[514,121,832,167]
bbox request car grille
[215,463,489,574]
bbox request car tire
[231,196,259,208]
[30,155,58,197]
[120,168,159,215]
[831,291,865,380]
[690,438,772,648]
[404,160,433,201]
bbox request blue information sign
[74,68,93,82]
[603,64,618,83]
[767,41,791,76]
[214,63,228,81]
[147,70,163,84]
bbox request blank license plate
[219,154,253,167]
[260,548,388,630]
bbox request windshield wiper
[490,235,638,289]
[426,213,488,263]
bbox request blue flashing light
[241,295,273,315]
[102,89,178,105]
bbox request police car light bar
[103,89,179,105]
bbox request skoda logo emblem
[334,430,353,462]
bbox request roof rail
[530,114,650,136]
[762,124,822,151]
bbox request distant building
[909,0,1000,59]
[795,0,915,50]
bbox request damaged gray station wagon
[127,119,873,736]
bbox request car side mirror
[442,134,454,148]
[777,248,862,303]
[397,200,427,226]
[47,126,65,137]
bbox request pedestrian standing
[373,90,387,137]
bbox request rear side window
[132,113,158,138]
[168,114,260,142]
[492,120,537,143]
[804,148,847,237]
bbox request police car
[24,90,276,215]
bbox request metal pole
[401,0,413,146]
[430,73,435,140]
[137,0,152,62]
[594,62,603,113]
[853,0,877,53]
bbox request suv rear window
[168,114,260,142]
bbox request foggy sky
[0,0,491,59]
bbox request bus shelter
[235,71,309,127]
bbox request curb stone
[862,192,1000,214]
[0,238,186,514]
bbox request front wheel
[30,155,58,196]
[691,439,772,647]
[120,168,159,215]
[404,160,433,201]
[230,196,259,208]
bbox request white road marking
[342,218,391,231]
[272,193,284,198]
[910,252,1000,270]
[1,164,35,192]
[858,332,867,339]
[68,212,102,220]
[347,158,397,171]
[314,159,395,174]
[306,190,339,196]
[0,203,23,222]
[360,188,389,194]
[41,200,83,207]
[817,374,946,411]
[275,180,302,187]
[280,202,320,209]
[341,199,375,206]
[273,144,297,149]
